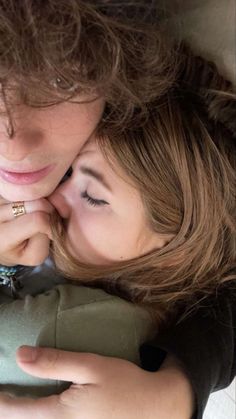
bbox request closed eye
[81,191,109,207]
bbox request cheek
[69,211,120,263]
[81,217,124,262]
[68,209,142,264]
[44,99,105,155]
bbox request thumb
[16,346,102,383]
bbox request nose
[49,180,73,219]
[0,110,44,161]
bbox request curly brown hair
[52,45,236,323]
[0,0,176,134]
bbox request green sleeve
[0,284,154,397]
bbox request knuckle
[32,252,48,266]
[22,239,50,266]
[26,199,53,215]
[21,259,36,267]
[22,254,45,266]
[29,212,50,230]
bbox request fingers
[0,393,64,419]
[1,212,52,247]
[16,346,101,384]
[0,197,54,266]
[25,199,54,216]
[0,198,54,223]
[16,233,51,266]
[0,213,51,265]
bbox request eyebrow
[80,165,112,192]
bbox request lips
[0,165,55,185]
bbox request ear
[140,229,174,255]
[152,232,175,250]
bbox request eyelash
[81,191,109,207]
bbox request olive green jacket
[0,285,155,398]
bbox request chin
[0,181,58,202]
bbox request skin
[0,98,105,202]
[49,138,169,264]
[0,102,193,418]
[0,2,230,415]
[0,346,194,419]
[0,97,105,265]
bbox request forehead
[72,139,106,172]
[75,138,139,195]
[78,138,102,159]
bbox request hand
[0,197,54,266]
[0,346,194,419]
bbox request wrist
[153,354,195,419]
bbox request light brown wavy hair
[0,0,176,136]
[52,45,236,321]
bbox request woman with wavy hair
[49,45,236,320]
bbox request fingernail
[17,345,39,363]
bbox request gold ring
[12,201,26,217]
